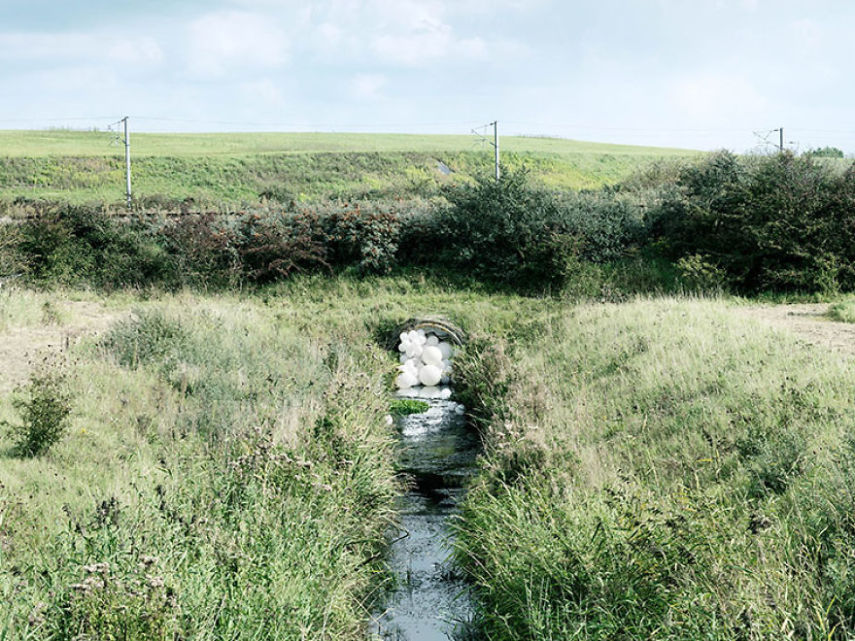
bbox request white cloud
[316,22,343,45]
[373,27,487,65]
[0,32,163,65]
[239,78,286,107]
[299,0,502,66]
[351,73,387,99]
[790,18,822,52]
[187,11,289,76]
[670,72,768,124]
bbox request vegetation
[0,279,551,640]
[6,132,855,639]
[8,149,855,297]
[0,130,698,206]
[804,146,845,159]
[3,357,72,457]
[651,150,855,294]
[454,298,855,640]
[827,299,855,323]
[388,399,430,417]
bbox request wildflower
[27,602,46,626]
[83,562,110,575]
[146,575,165,589]
[139,555,158,568]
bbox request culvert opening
[371,319,478,641]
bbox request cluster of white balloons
[395,329,454,389]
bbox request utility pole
[779,127,783,153]
[471,121,500,182]
[122,116,131,207]
[492,120,500,182]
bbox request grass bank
[0,277,548,639]
[0,130,699,206]
[6,280,855,639]
[454,298,855,640]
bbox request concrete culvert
[384,317,466,351]
[388,318,466,393]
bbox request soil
[0,301,124,394]
[733,303,855,357]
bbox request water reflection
[371,395,479,641]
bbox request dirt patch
[0,301,124,394]
[733,303,855,357]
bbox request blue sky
[1,0,853,152]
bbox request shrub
[419,170,574,289]
[324,204,402,275]
[4,358,72,457]
[160,213,238,288]
[414,170,646,290]
[676,253,728,293]
[16,205,169,288]
[102,310,189,370]
[554,190,645,263]
[234,210,330,282]
[0,224,26,281]
[651,151,855,293]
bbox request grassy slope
[4,281,855,639]
[0,278,547,640]
[0,130,700,206]
[0,130,696,157]
[454,298,855,640]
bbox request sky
[1,0,854,152]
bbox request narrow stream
[371,392,480,640]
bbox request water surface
[371,395,479,640]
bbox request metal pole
[493,120,500,181]
[779,127,783,153]
[123,116,131,207]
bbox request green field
[0,130,700,207]
[0,130,697,157]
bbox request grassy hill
[0,130,700,207]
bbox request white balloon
[422,346,443,366]
[396,372,418,389]
[399,332,408,343]
[426,335,439,346]
[406,344,423,359]
[399,353,408,363]
[418,364,442,386]
[398,342,407,352]
[440,387,452,399]
[437,342,453,360]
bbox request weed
[388,399,429,416]
[4,356,72,457]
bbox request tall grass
[0,292,402,639]
[0,278,550,639]
[454,298,855,640]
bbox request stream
[371,392,480,640]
